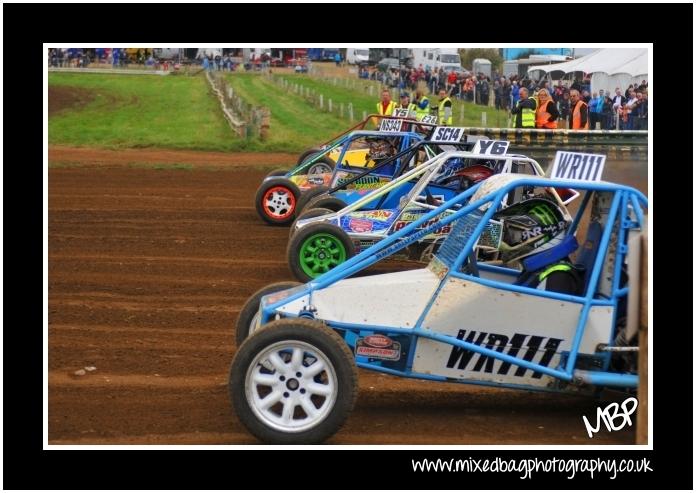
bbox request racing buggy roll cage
[260,176,648,391]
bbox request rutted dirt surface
[49,145,297,169]
[48,86,97,116]
[48,153,646,445]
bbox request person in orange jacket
[535,88,560,129]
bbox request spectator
[629,90,648,130]
[502,80,512,111]
[375,88,397,124]
[334,51,341,67]
[569,89,589,129]
[447,69,457,93]
[435,88,453,125]
[480,76,490,106]
[623,89,637,129]
[412,84,430,120]
[535,88,559,129]
[493,80,503,110]
[589,90,604,129]
[511,80,520,108]
[510,87,537,128]
[601,95,614,129]
[558,90,570,126]
[395,92,417,119]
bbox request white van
[346,48,369,65]
[412,48,463,73]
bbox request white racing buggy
[229,151,648,444]
[287,145,579,281]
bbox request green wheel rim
[298,233,347,278]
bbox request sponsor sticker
[349,218,374,233]
[356,335,401,360]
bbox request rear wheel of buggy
[289,207,336,239]
[287,223,355,282]
[265,168,288,178]
[296,148,322,166]
[306,157,336,176]
[295,186,330,216]
[304,196,347,213]
[229,318,359,444]
[235,281,302,347]
[255,178,301,225]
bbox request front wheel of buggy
[289,207,336,239]
[255,178,301,225]
[230,318,359,444]
[287,223,355,282]
[235,281,302,347]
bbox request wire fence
[207,72,270,139]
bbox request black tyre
[289,207,336,238]
[265,168,288,178]
[295,186,330,216]
[287,223,355,282]
[255,178,302,226]
[235,281,302,347]
[296,147,322,166]
[230,318,359,444]
[304,196,348,213]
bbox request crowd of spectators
[361,64,648,130]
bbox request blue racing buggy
[229,153,648,444]
[255,128,427,225]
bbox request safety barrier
[460,127,648,161]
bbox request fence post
[348,103,354,122]
[460,106,464,125]
[362,110,367,121]
[481,112,487,126]
[260,108,271,141]
[369,86,373,96]
[320,94,324,109]
[328,98,332,112]
[340,102,344,118]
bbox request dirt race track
[48,149,647,445]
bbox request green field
[48,72,239,151]
[49,71,511,154]
[223,73,354,151]
[281,73,511,128]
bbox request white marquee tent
[528,48,648,94]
